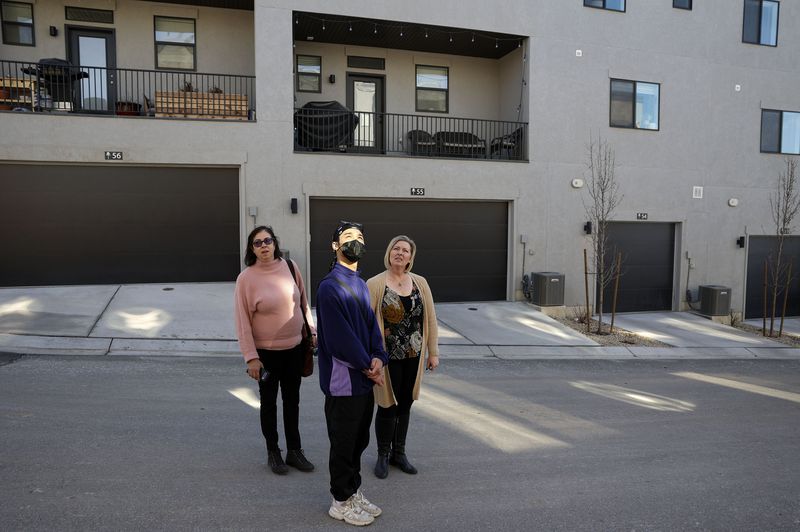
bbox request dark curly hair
[244,225,283,266]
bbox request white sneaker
[353,489,382,517]
[329,496,375,526]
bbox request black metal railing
[0,59,255,120]
[294,107,528,161]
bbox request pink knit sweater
[234,258,314,362]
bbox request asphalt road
[1,356,799,531]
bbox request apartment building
[1,0,798,318]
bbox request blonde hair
[383,235,416,272]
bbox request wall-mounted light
[49,26,58,37]
[328,74,336,84]
[736,236,745,248]
[583,221,592,235]
[290,198,298,214]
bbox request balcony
[0,59,255,121]
[292,11,529,162]
[294,105,527,160]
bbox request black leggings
[257,344,303,451]
[376,356,420,419]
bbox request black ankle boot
[267,449,289,475]
[389,415,418,475]
[374,416,394,479]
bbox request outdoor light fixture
[736,236,745,248]
[50,26,58,37]
[290,198,298,214]
[584,221,592,235]
[329,74,336,84]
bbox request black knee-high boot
[390,414,418,474]
[374,415,394,479]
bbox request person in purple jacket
[317,221,389,527]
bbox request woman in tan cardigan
[366,235,439,479]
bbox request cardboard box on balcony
[154,90,248,120]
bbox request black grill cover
[294,101,359,150]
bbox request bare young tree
[583,134,624,333]
[767,156,800,335]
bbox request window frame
[673,0,692,10]
[415,64,449,114]
[742,0,779,47]
[296,54,322,93]
[760,109,800,155]
[583,0,626,13]
[154,15,196,71]
[1,1,35,46]
[609,78,661,131]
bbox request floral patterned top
[381,285,425,360]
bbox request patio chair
[490,127,525,159]
[434,131,486,158]
[406,129,437,156]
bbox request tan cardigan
[367,271,439,408]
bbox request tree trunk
[779,259,792,337]
[610,251,622,334]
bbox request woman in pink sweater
[235,225,316,475]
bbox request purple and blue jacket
[316,263,389,397]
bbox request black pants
[257,344,303,452]
[324,392,374,501]
[376,356,419,419]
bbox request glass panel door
[347,74,384,153]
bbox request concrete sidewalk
[0,283,797,360]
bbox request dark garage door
[599,222,675,313]
[0,164,240,286]
[309,199,508,303]
[745,236,800,319]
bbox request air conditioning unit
[532,272,565,306]
[699,285,731,316]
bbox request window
[416,65,448,113]
[761,110,800,154]
[1,1,34,46]
[296,55,321,93]
[584,0,625,12]
[154,16,196,71]
[673,0,692,9]
[743,0,779,46]
[610,79,660,130]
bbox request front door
[67,26,117,113]
[346,74,385,153]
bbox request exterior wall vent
[65,7,114,24]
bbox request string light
[518,40,521,48]
[425,28,428,38]
[400,26,403,37]
[349,22,352,31]
[374,23,377,34]
[449,34,453,43]
[295,15,298,24]
[322,21,326,30]
[495,39,499,48]
[471,33,475,43]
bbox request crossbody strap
[286,259,312,337]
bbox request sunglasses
[253,237,274,248]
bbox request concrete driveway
[612,312,786,348]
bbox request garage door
[599,222,675,313]
[744,236,800,319]
[0,164,240,286]
[309,199,508,303]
